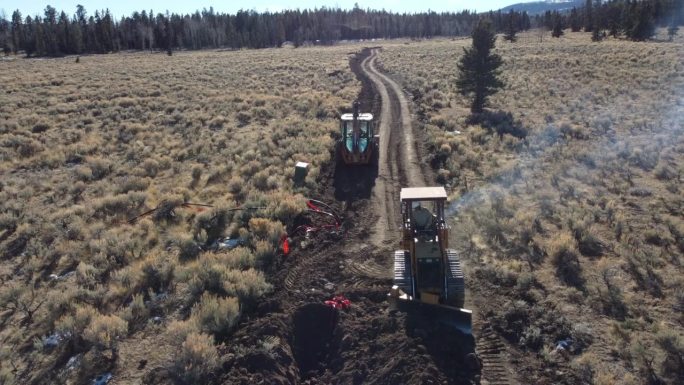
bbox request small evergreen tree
[456,20,504,114]
[521,11,531,30]
[11,10,23,54]
[569,7,582,32]
[667,18,679,41]
[627,3,655,41]
[503,11,517,42]
[552,13,564,37]
[609,23,619,38]
[592,26,603,42]
[584,0,593,32]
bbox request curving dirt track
[192,49,479,385]
[359,48,426,248]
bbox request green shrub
[122,294,149,331]
[221,247,256,269]
[186,261,229,301]
[141,159,160,177]
[235,111,251,126]
[194,207,230,244]
[177,235,201,261]
[254,240,276,268]
[153,195,184,222]
[83,313,128,350]
[141,254,175,293]
[116,176,151,194]
[191,165,203,182]
[88,158,112,180]
[223,268,272,306]
[571,323,594,353]
[272,194,306,224]
[190,293,240,338]
[56,305,99,335]
[549,233,584,288]
[655,330,684,380]
[172,332,219,384]
[249,218,286,245]
[520,326,543,350]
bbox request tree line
[534,0,683,41]
[0,4,532,57]
[0,1,680,57]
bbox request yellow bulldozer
[388,186,473,335]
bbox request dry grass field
[1,29,683,385]
[379,31,684,384]
[0,46,359,384]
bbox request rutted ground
[216,48,478,385]
[362,49,427,249]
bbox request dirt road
[211,48,478,385]
[361,48,426,248]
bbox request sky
[0,1,524,19]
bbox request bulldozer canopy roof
[340,113,373,121]
[400,187,447,201]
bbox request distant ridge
[500,0,583,15]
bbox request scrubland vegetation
[0,46,358,383]
[2,20,683,385]
[380,31,683,384]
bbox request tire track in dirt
[364,49,515,385]
[361,48,425,249]
[220,48,480,385]
[366,52,425,188]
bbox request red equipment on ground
[281,236,290,255]
[324,295,351,310]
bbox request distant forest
[0,5,530,56]
[0,0,682,57]
[539,0,683,41]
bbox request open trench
[215,48,480,385]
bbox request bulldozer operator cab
[401,188,450,302]
[411,202,437,235]
[340,112,373,154]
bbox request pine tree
[11,10,23,54]
[0,13,10,55]
[552,13,564,37]
[569,7,582,32]
[33,17,45,56]
[627,2,655,41]
[668,18,679,41]
[592,25,603,41]
[44,6,58,55]
[584,0,593,32]
[503,11,517,42]
[521,11,531,30]
[456,20,504,114]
